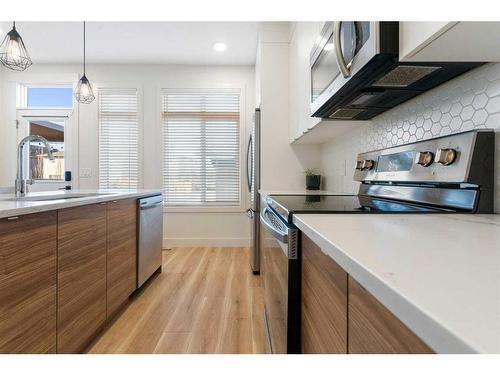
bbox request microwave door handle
[334,21,351,78]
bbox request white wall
[320,62,500,213]
[0,63,255,246]
[256,22,321,192]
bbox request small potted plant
[304,168,321,190]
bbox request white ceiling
[0,22,259,65]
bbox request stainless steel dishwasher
[137,195,163,288]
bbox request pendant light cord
[83,21,86,75]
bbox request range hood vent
[329,108,365,119]
[372,65,441,88]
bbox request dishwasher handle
[139,195,163,209]
[140,202,163,210]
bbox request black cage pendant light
[74,22,95,104]
[0,22,33,71]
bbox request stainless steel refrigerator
[246,108,261,274]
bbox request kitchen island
[0,189,161,219]
[0,189,162,354]
[294,213,500,354]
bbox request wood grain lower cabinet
[0,211,57,353]
[348,276,433,354]
[106,199,137,318]
[301,234,347,353]
[57,203,107,353]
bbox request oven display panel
[376,151,415,172]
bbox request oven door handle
[260,207,288,244]
[334,21,351,78]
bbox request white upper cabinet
[288,22,323,143]
[400,22,500,62]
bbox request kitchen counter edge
[0,190,162,219]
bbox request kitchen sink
[5,193,114,202]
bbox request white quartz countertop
[0,189,161,219]
[293,213,500,354]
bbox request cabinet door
[107,199,137,318]
[348,276,433,354]
[399,22,453,61]
[301,233,347,353]
[0,211,57,353]
[401,22,500,62]
[288,22,323,142]
[57,203,107,353]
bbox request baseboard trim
[163,237,252,248]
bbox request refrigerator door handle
[246,135,253,192]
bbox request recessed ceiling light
[213,42,227,52]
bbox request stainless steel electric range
[260,129,495,354]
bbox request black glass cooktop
[269,194,453,217]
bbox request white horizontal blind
[162,88,241,206]
[99,88,139,189]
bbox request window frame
[160,87,246,213]
[16,83,74,110]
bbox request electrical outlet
[79,168,92,178]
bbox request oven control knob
[415,151,434,167]
[355,160,364,170]
[436,148,457,166]
[362,159,375,170]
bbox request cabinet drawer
[348,276,433,354]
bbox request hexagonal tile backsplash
[321,62,500,213]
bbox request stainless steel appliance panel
[310,22,482,120]
[249,108,261,211]
[354,130,494,185]
[354,130,494,213]
[261,228,289,354]
[260,206,300,354]
[310,21,378,116]
[137,195,163,288]
[248,108,261,274]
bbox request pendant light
[74,21,95,104]
[0,21,33,71]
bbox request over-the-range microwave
[310,22,483,120]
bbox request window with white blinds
[98,88,139,189]
[162,88,241,207]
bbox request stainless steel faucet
[15,135,54,197]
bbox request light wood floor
[87,247,268,354]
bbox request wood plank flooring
[87,247,268,354]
